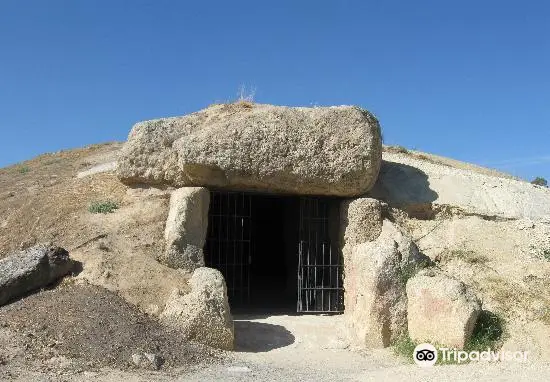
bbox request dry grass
[439,249,490,265]
[233,100,254,109]
[484,275,550,324]
[382,144,521,181]
[385,145,409,154]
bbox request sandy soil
[2,314,549,381]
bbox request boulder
[160,187,209,270]
[0,245,73,306]
[117,103,382,197]
[343,219,430,348]
[160,267,233,350]
[340,198,383,246]
[406,269,481,349]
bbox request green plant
[466,311,504,352]
[542,249,550,261]
[541,307,550,325]
[392,334,417,361]
[531,177,548,187]
[88,201,119,214]
[17,166,30,174]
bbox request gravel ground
[0,283,220,375]
[1,313,550,381]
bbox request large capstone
[117,103,382,197]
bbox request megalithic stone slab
[117,103,382,196]
[0,245,74,306]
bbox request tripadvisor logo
[413,343,438,367]
[413,343,529,367]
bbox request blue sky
[0,1,548,180]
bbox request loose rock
[131,352,163,370]
[0,245,73,306]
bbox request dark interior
[249,195,299,312]
[204,192,299,313]
[204,191,344,314]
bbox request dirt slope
[0,283,218,371]
[0,142,213,374]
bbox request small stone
[144,353,163,370]
[227,366,251,373]
[131,352,163,370]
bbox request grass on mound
[17,166,30,174]
[88,200,119,214]
[440,249,489,265]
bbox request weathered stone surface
[343,220,430,348]
[373,150,550,220]
[340,198,383,246]
[406,269,481,349]
[160,267,233,350]
[160,187,209,270]
[0,245,73,306]
[117,103,382,196]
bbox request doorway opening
[204,191,343,313]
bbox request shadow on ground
[234,320,295,352]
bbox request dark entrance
[204,191,343,313]
[297,197,344,313]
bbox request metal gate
[204,191,252,305]
[297,197,344,313]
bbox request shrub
[17,166,30,174]
[88,201,119,214]
[392,334,417,361]
[531,177,548,187]
[466,310,504,352]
